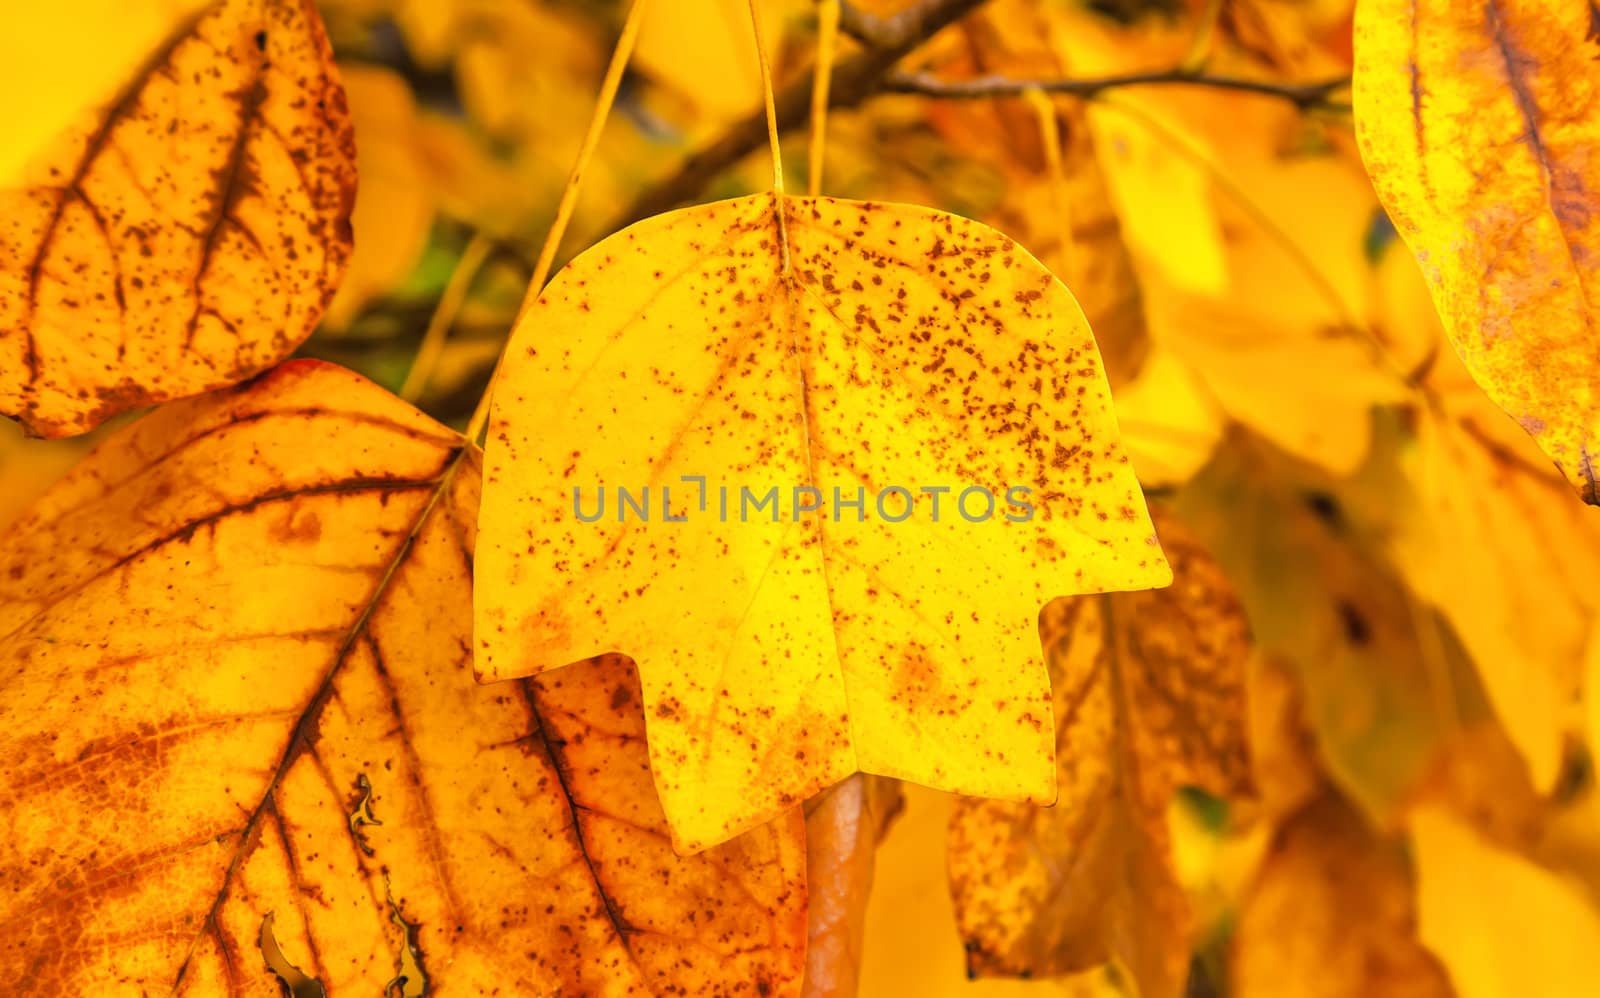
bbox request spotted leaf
[476,193,1170,853]
[0,0,356,438]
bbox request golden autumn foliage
[476,192,1168,851]
[0,0,356,438]
[0,362,807,994]
[1354,0,1600,504]
[5,0,1600,995]
[948,510,1250,998]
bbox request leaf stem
[398,233,494,403]
[463,0,648,444]
[1021,87,1072,280]
[747,0,792,274]
[606,0,992,233]
[809,0,841,197]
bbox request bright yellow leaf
[1354,0,1600,502]
[477,193,1170,853]
[1112,345,1227,489]
[476,192,1170,850]
[0,360,807,995]
[1412,805,1600,998]
[947,510,1252,998]
[0,0,357,437]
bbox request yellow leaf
[1166,307,1406,476]
[1360,242,1600,791]
[0,360,807,995]
[801,774,905,998]
[1112,345,1227,489]
[947,510,1251,997]
[1384,397,1600,790]
[477,193,1170,853]
[1233,793,1453,998]
[0,0,356,438]
[633,0,796,121]
[1354,0,1600,502]
[1088,98,1228,298]
[1411,805,1600,998]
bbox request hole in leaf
[347,772,382,856]
[259,911,326,998]
[384,878,430,997]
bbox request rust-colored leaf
[947,509,1251,998]
[800,774,904,998]
[0,0,356,438]
[1233,792,1453,998]
[1354,0,1600,501]
[477,192,1171,853]
[0,360,805,995]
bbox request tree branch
[883,67,1351,109]
[605,0,991,234]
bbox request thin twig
[746,0,792,274]
[883,67,1351,109]
[463,0,648,444]
[399,233,494,403]
[809,0,841,197]
[605,0,991,233]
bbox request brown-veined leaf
[947,510,1251,998]
[476,193,1171,853]
[1232,792,1453,998]
[0,360,806,996]
[1353,0,1600,502]
[800,774,904,998]
[0,0,356,438]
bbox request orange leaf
[0,361,806,995]
[1354,0,1600,502]
[947,509,1251,998]
[800,774,904,998]
[1233,793,1453,998]
[0,0,356,437]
